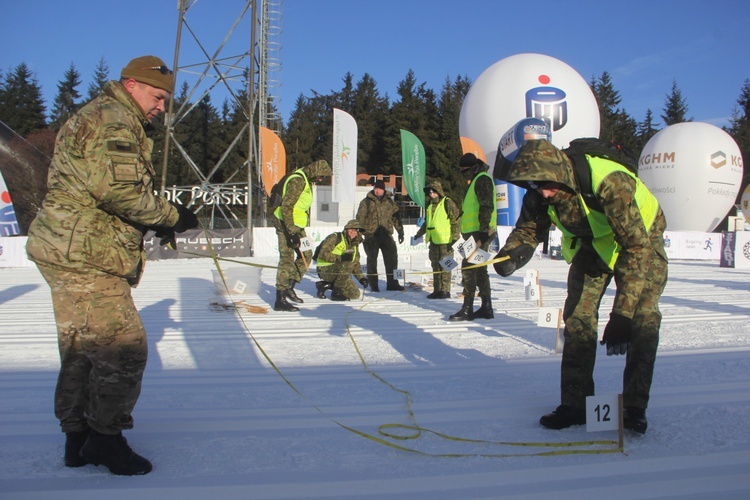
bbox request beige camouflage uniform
[26,80,179,435]
[498,140,668,412]
[270,160,332,290]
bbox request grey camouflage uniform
[26,80,178,435]
[499,139,668,411]
[355,188,404,287]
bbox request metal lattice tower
[161,0,283,252]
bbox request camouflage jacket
[26,80,178,282]
[316,230,365,280]
[502,140,667,318]
[355,190,403,238]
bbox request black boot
[449,296,474,321]
[315,281,332,299]
[426,289,441,299]
[331,290,350,301]
[386,277,404,291]
[473,295,494,319]
[624,406,648,434]
[64,429,89,467]
[274,289,299,311]
[80,429,152,476]
[369,279,380,292]
[539,405,586,429]
[286,281,304,303]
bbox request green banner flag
[400,129,425,207]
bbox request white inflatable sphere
[459,53,600,166]
[639,122,744,232]
[740,184,750,224]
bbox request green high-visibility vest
[425,197,452,244]
[317,233,358,267]
[460,172,497,233]
[548,156,659,270]
[273,171,312,227]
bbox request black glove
[340,251,355,262]
[493,244,535,277]
[600,313,633,356]
[398,232,404,244]
[172,203,199,233]
[154,227,177,249]
[359,277,368,288]
[287,233,301,248]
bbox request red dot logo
[1,191,11,204]
[538,75,551,85]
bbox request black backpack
[267,170,300,214]
[562,138,639,212]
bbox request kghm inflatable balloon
[638,122,744,232]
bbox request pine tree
[637,108,660,150]
[0,63,47,136]
[661,80,692,125]
[86,57,110,102]
[591,71,621,141]
[725,79,750,193]
[50,63,82,130]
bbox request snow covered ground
[1,254,749,499]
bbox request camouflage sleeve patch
[106,140,140,183]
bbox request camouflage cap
[303,159,332,179]
[344,219,365,231]
[507,139,575,190]
[121,55,175,93]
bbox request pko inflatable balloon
[638,122,744,232]
[459,53,599,226]
[459,53,600,167]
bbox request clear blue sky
[1,0,748,128]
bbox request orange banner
[459,137,487,163]
[260,127,286,196]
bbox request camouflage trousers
[459,236,492,300]
[37,264,148,435]
[560,248,668,410]
[363,231,398,284]
[318,263,361,300]
[275,228,312,290]
[428,243,454,293]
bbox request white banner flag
[332,108,357,206]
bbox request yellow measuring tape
[202,231,622,457]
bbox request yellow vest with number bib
[317,233,358,267]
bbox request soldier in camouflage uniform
[314,219,368,300]
[414,179,461,299]
[26,56,199,475]
[493,139,668,434]
[449,154,498,321]
[355,179,404,291]
[270,160,332,311]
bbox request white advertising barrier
[0,228,738,268]
[0,236,33,268]
[721,231,750,269]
